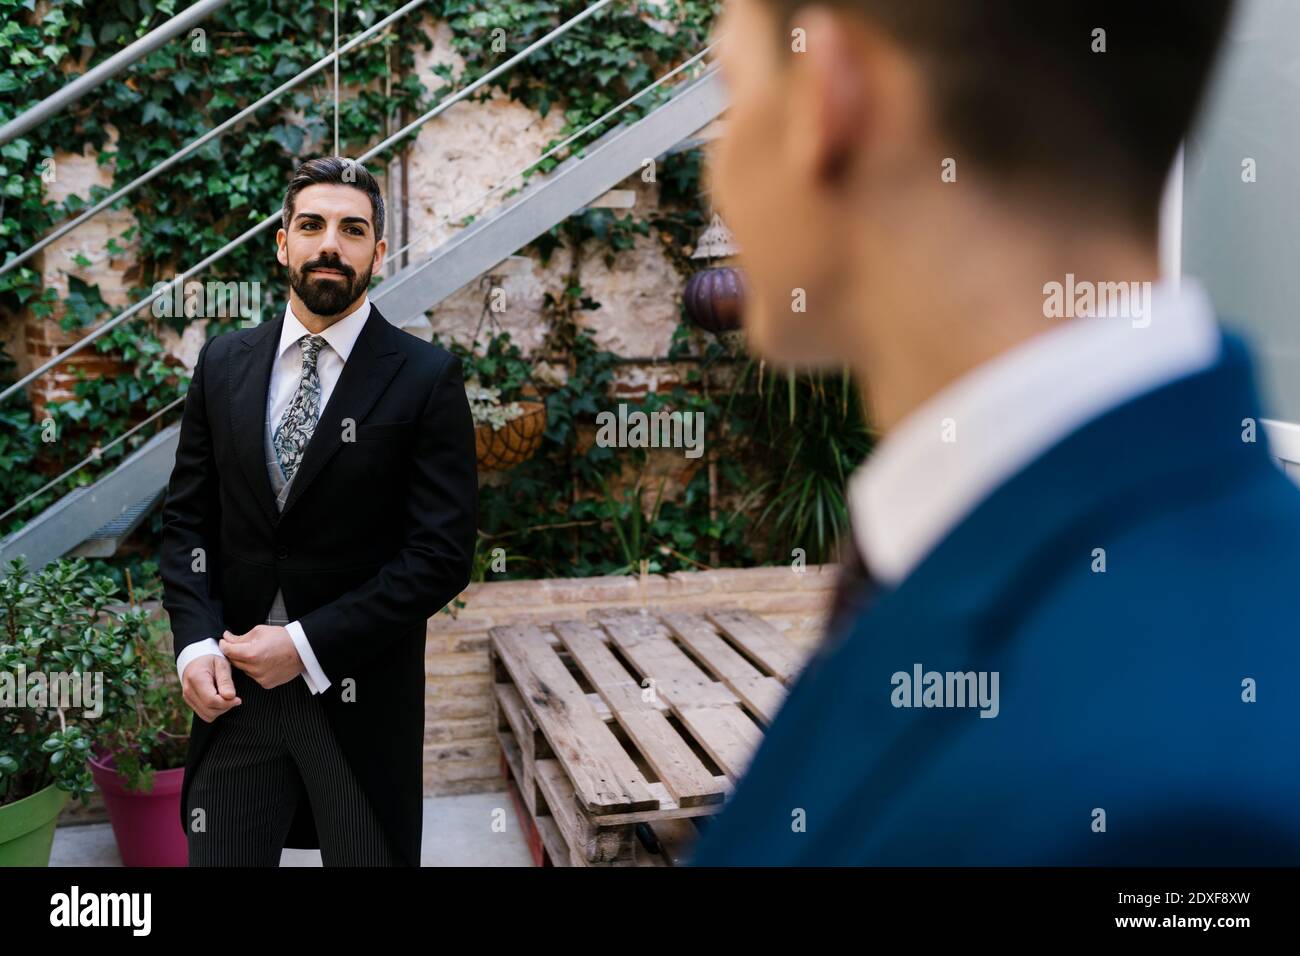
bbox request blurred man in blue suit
[689,0,1300,864]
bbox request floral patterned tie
[273,334,327,483]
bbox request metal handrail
[0,0,618,407]
[0,394,187,525]
[380,44,717,280]
[0,0,431,278]
[0,52,727,555]
[0,0,232,147]
[1,49,719,524]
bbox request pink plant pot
[88,752,188,867]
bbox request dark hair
[763,0,1235,232]
[282,156,385,240]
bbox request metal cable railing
[0,0,431,279]
[0,394,187,525]
[0,0,233,147]
[378,43,718,286]
[0,9,723,544]
[0,0,618,407]
[1,47,719,529]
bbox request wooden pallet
[489,605,808,867]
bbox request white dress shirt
[175,296,373,692]
[846,276,1223,586]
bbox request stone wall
[422,562,837,795]
[400,16,716,404]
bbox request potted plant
[86,562,190,867]
[467,380,547,471]
[438,329,549,471]
[0,556,128,864]
[0,556,188,866]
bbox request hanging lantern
[684,213,745,335]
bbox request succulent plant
[465,380,528,432]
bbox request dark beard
[289,255,371,316]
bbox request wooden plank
[496,726,537,819]
[491,624,659,814]
[532,759,586,862]
[488,609,795,865]
[706,608,803,683]
[495,685,547,815]
[538,778,727,826]
[535,760,636,865]
[661,612,788,724]
[497,715,571,867]
[535,815,572,867]
[593,610,763,780]
[501,756,545,867]
[554,619,724,809]
[586,689,670,720]
[495,682,548,763]
[593,609,738,706]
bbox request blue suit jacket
[688,333,1300,865]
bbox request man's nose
[316,224,344,259]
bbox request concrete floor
[48,791,535,867]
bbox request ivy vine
[0,0,871,587]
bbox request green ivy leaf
[141,101,169,125]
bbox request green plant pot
[0,782,70,867]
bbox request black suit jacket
[159,303,478,866]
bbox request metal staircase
[0,63,727,572]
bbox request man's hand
[220,625,304,690]
[182,654,242,723]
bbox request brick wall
[18,141,139,422]
[24,306,132,422]
[422,562,838,795]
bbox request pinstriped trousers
[185,662,399,866]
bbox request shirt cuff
[176,638,226,683]
[286,619,331,694]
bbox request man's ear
[275,228,288,268]
[371,236,387,276]
[788,5,868,187]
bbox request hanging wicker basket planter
[474,400,547,471]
